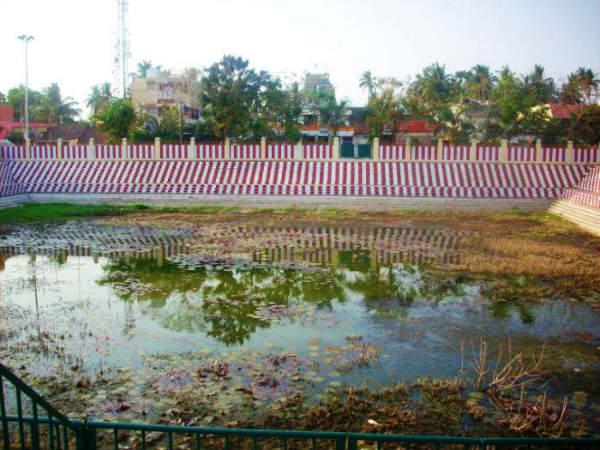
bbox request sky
[1,0,599,118]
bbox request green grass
[0,203,153,224]
[0,202,246,224]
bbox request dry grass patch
[458,220,600,297]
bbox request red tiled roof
[396,120,436,133]
[548,104,584,119]
[0,104,14,121]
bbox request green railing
[1,362,599,450]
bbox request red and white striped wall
[231,144,261,159]
[62,146,88,159]
[443,146,470,161]
[160,144,188,160]
[30,145,57,160]
[0,146,26,160]
[508,147,536,162]
[267,143,295,159]
[1,160,590,198]
[541,148,566,163]
[196,144,224,160]
[574,147,599,163]
[128,144,154,159]
[476,146,500,161]
[560,165,600,209]
[0,162,22,197]
[411,146,437,160]
[2,143,599,164]
[302,144,332,160]
[95,145,123,159]
[379,145,406,160]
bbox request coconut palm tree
[86,82,112,117]
[319,94,349,139]
[36,83,79,125]
[561,67,599,104]
[359,70,377,98]
[523,64,556,104]
[411,63,454,109]
[467,64,497,103]
[137,60,163,78]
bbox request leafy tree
[560,67,599,104]
[408,63,454,112]
[86,82,112,117]
[157,106,182,141]
[523,65,556,104]
[137,60,163,78]
[359,70,377,99]
[568,105,600,145]
[457,64,497,103]
[489,67,538,140]
[98,99,136,141]
[201,55,271,139]
[366,80,403,139]
[35,83,79,125]
[319,94,349,139]
[6,86,44,122]
[0,92,6,103]
[256,80,303,142]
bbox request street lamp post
[17,35,34,142]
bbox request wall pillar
[535,138,542,162]
[566,140,574,164]
[404,138,412,161]
[189,137,196,160]
[25,139,31,160]
[295,141,303,160]
[470,139,478,161]
[56,138,63,160]
[332,137,340,160]
[224,137,231,160]
[372,137,380,161]
[499,139,509,162]
[121,138,128,159]
[88,138,96,160]
[260,137,267,159]
[436,138,444,161]
[154,137,161,160]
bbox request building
[131,68,201,122]
[41,124,104,145]
[298,73,436,144]
[0,104,48,141]
[302,73,335,99]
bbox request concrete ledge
[549,199,600,236]
[0,193,554,212]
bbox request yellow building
[131,68,201,122]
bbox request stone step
[550,200,600,235]
[552,203,600,222]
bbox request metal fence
[1,362,599,450]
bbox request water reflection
[1,222,599,382]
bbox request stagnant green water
[0,222,598,434]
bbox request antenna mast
[113,0,130,98]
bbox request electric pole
[17,35,34,141]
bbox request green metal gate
[357,144,371,158]
[340,143,372,159]
[1,362,599,450]
[340,142,354,158]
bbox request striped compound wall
[2,143,599,163]
[560,165,600,209]
[1,143,599,220]
[0,159,592,199]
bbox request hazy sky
[1,0,599,117]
